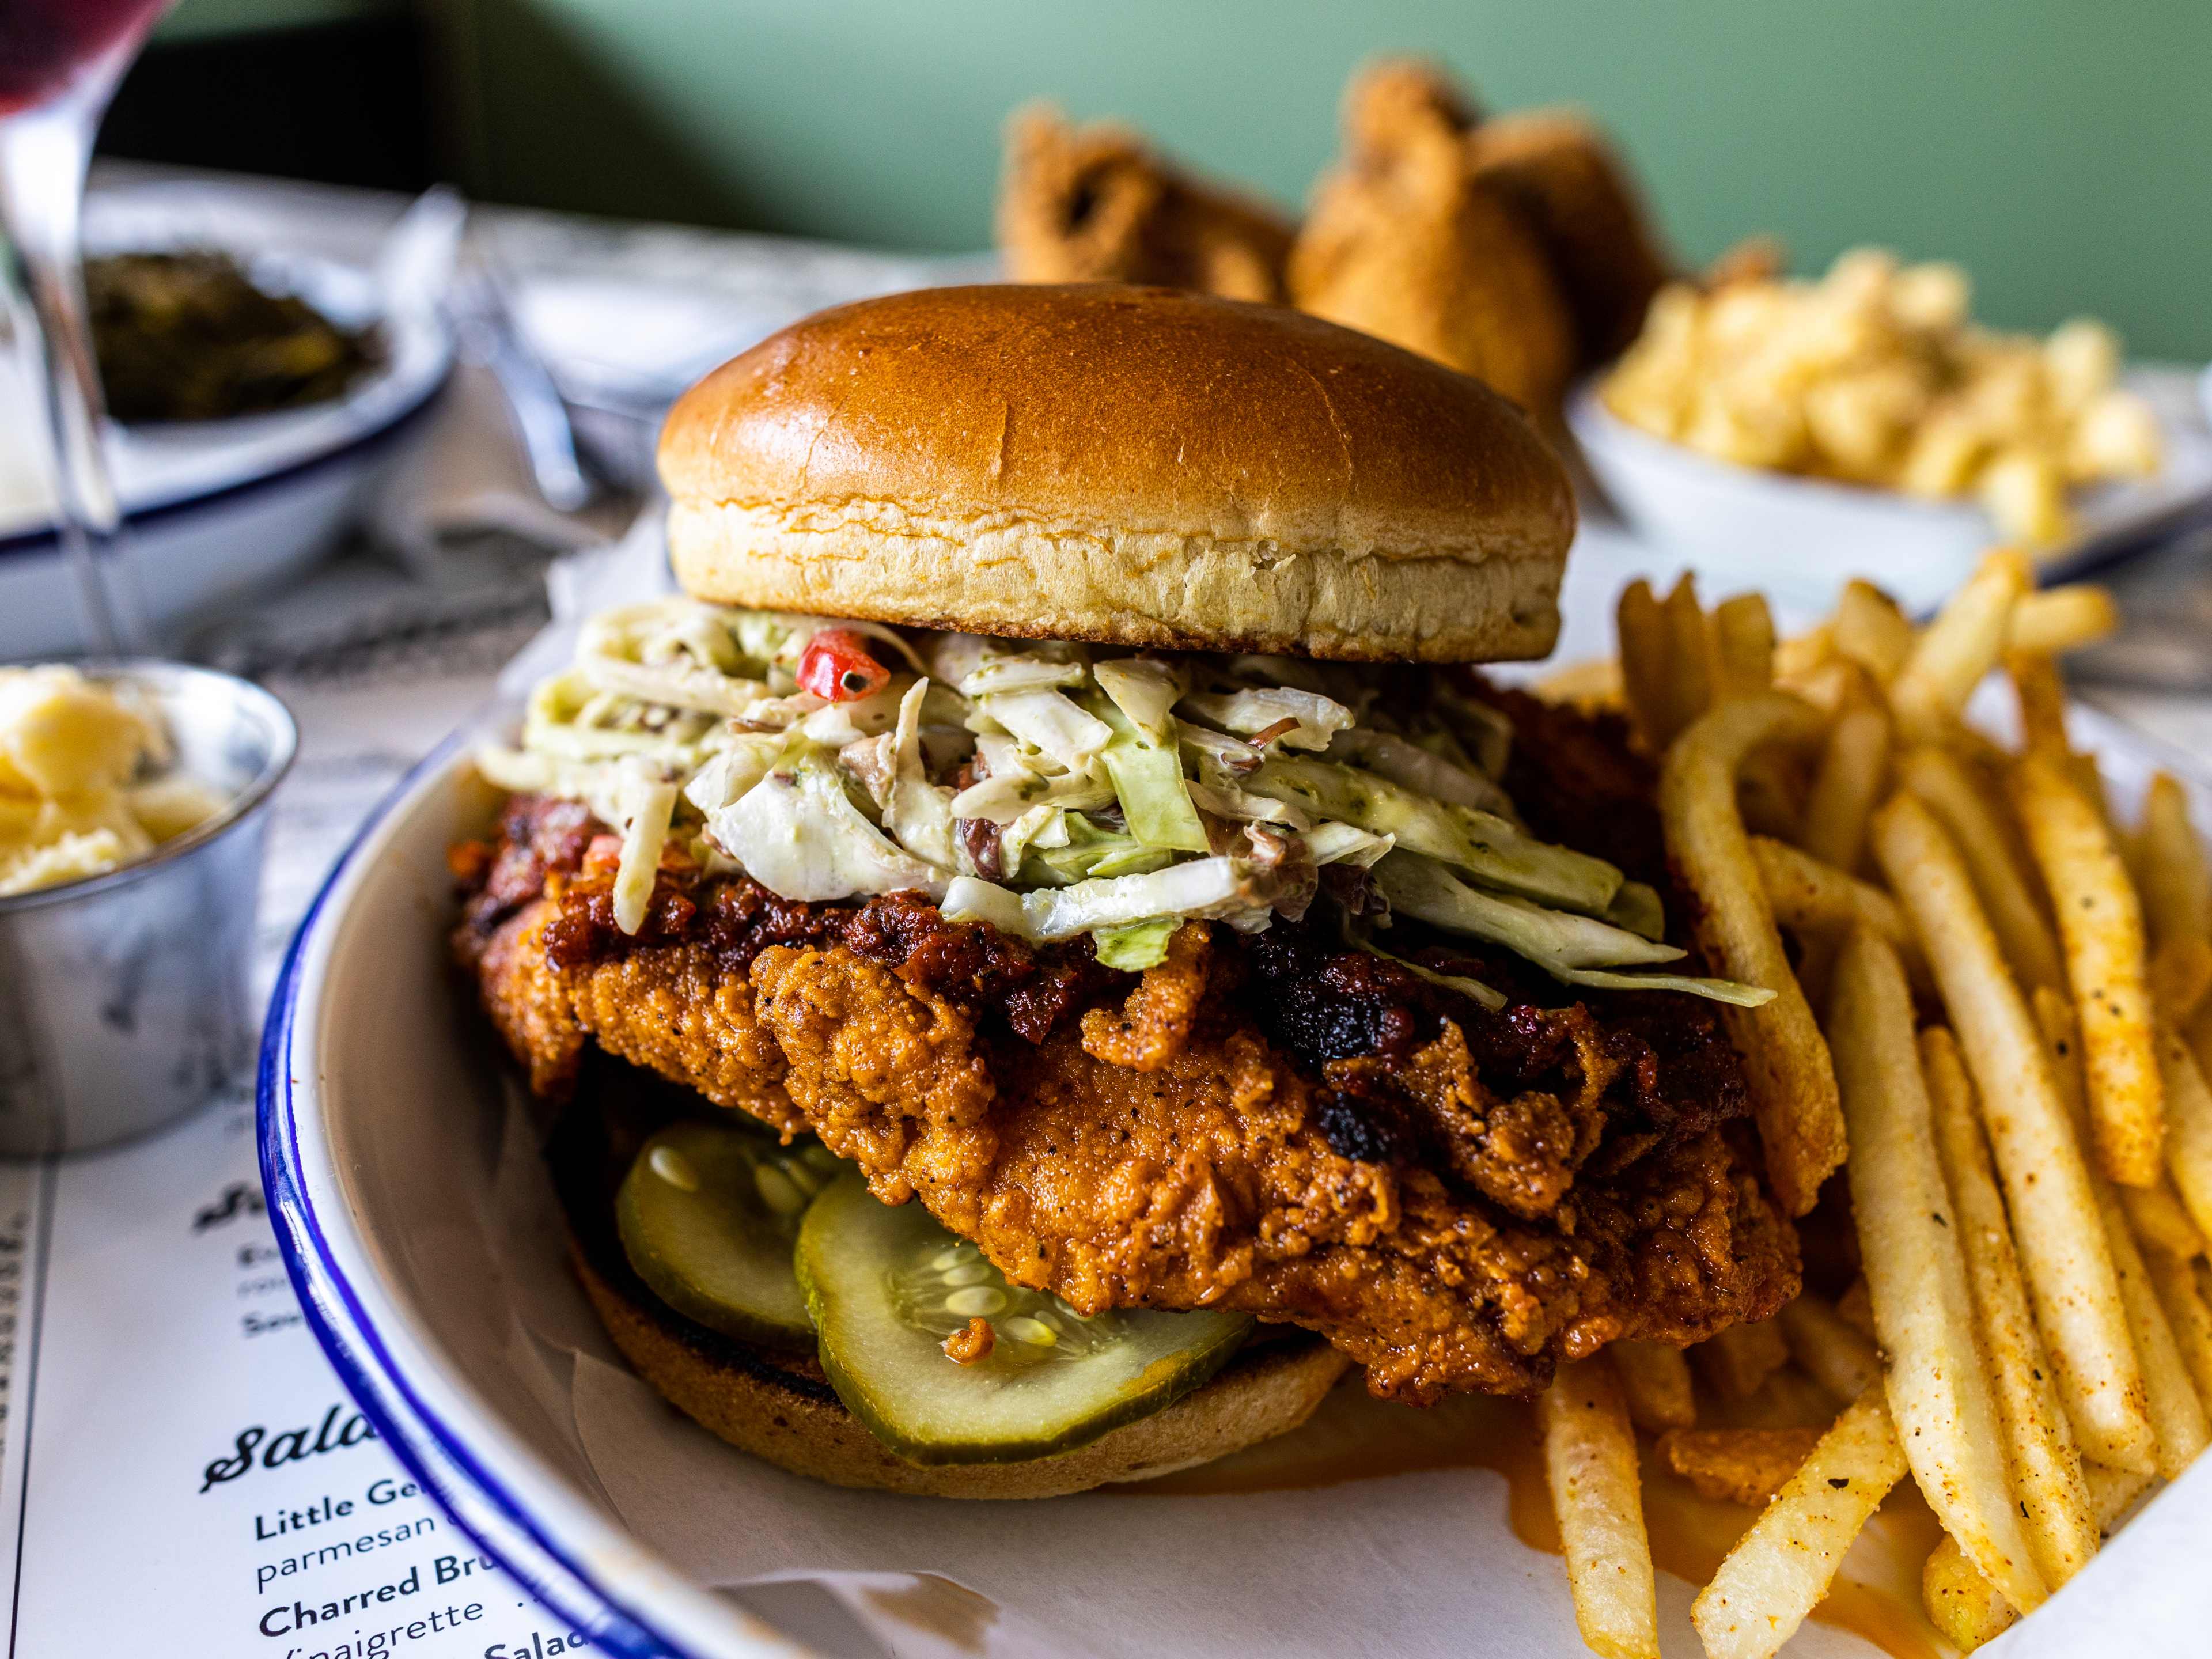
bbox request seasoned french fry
[2007,648,2074,758]
[1922,1463,2154,1652]
[2151,935,2212,1026]
[1922,1532,2013,1653]
[1694,1317,1791,1402]
[1779,657,1855,718]
[2120,1176,2206,1262]
[1798,701,1889,874]
[2009,584,2120,657]
[1831,578,1915,685]
[1831,930,2047,1612]
[1752,834,1930,990]
[1897,745,2066,994]
[1616,579,1675,755]
[2137,772,2212,950]
[1923,1026,2099,1591]
[1772,622,1835,688]
[1777,1291,1882,1405]
[1713,592,1777,701]
[2005,641,2111,825]
[1539,1357,1658,1659]
[2145,1248,2212,1411]
[1872,794,2156,1472]
[1608,1339,1695,1431]
[2191,1001,2212,1096]
[2107,1198,2209,1479]
[1891,548,2032,743]
[1660,695,1842,1215]
[2034,988,2209,1479]
[1656,1425,1824,1505]
[2014,750,2163,1186]
[2157,1020,2212,1249]
[1661,571,1716,734]
[1691,1385,1907,1659]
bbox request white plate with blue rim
[257,647,2212,1658]
[0,228,450,661]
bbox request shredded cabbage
[1374,854,1767,1006]
[1552,965,1777,1007]
[1242,755,1623,915]
[1092,695,1207,853]
[975,688,1111,770]
[1375,853,1681,971]
[1092,657,1184,746]
[1603,880,1668,943]
[707,753,949,902]
[1326,728,1516,817]
[484,599,1759,1005]
[941,857,1274,942]
[1343,923,1506,1012]
[882,679,960,871]
[1181,687,1352,752]
[612,763,679,934]
[1094,916,1180,971]
[949,766,1115,825]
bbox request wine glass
[0,0,175,657]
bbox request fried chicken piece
[465,893,809,1134]
[469,898,586,1100]
[1469,108,1673,369]
[1339,56,1481,152]
[747,939,1793,1402]
[1077,921,1211,1070]
[465,869,1794,1400]
[1289,59,1573,429]
[566,934,806,1137]
[997,104,1294,302]
[452,687,1799,1405]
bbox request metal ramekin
[0,661,296,1156]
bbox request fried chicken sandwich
[452,283,1799,1498]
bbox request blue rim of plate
[0,361,450,563]
[254,684,2212,1659]
[256,730,698,1659]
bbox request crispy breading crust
[1288,60,1574,431]
[463,885,1796,1403]
[997,103,1295,302]
[454,688,1798,1403]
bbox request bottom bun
[572,1247,1350,1499]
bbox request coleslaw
[476,598,1769,1005]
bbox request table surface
[2,162,2207,1657]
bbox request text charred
[257,1554,494,1636]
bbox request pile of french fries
[1535,551,2212,1658]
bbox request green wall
[167,0,2212,360]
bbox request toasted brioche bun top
[657,283,1574,662]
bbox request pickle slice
[796,1173,1252,1463]
[615,1120,841,1351]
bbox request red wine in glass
[0,0,173,654]
[0,0,168,116]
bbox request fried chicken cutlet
[1469,108,1673,370]
[997,104,1296,302]
[1289,59,1575,430]
[456,687,1798,1405]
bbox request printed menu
[0,606,591,1658]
